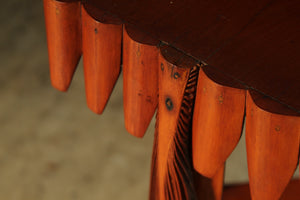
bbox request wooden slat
[246,91,300,200]
[43,0,81,91]
[81,6,122,114]
[123,26,159,137]
[192,67,245,178]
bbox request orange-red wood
[150,46,224,200]
[192,68,246,178]
[81,6,122,114]
[43,0,81,91]
[223,180,300,200]
[194,165,224,200]
[84,0,300,114]
[123,27,159,137]
[246,91,300,200]
[156,51,191,200]
[150,48,199,199]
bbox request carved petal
[81,6,122,114]
[123,27,159,138]
[43,0,82,91]
[192,68,246,178]
[246,91,300,200]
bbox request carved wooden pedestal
[44,0,300,199]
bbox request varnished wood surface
[193,167,224,200]
[246,91,300,200]
[152,50,197,200]
[192,68,245,178]
[223,180,300,200]
[42,2,300,199]
[43,0,82,91]
[82,6,122,114]
[150,53,226,199]
[123,27,158,137]
[208,0,300,115]
[84,0,300,114]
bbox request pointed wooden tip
[44,0,82,92]
[81,6,122,114]
[192,68,246,178]
[246,90,300,200]
[123,26,159,138]
[50,76,72,92]
[125,123,148,138]
[48,55,80,92]
[86,100,106,115]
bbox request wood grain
[123,26,159,137]
[192,68,246,178]
[85,0,270,59]
[81,5,122,114]
[246,91,300,200]
[150,47,224,200]
[42,2,300,198]
[43,0,81,91]
[208,0,300,114]
[154,51,196,200]
[83,0,300,114]
[223,180,300,200]
[193,166,224,200]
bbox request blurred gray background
[0,0,298,200]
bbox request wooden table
[43,0,300,199]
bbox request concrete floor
[0,0,298,199]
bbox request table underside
[44,1,300,199]
[82,0,300,115]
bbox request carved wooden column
[149,46,224,200]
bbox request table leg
[149,52,224,200]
